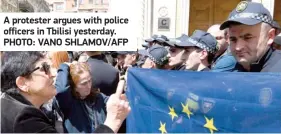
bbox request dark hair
[1,52,44,92]
[194,46,215,64]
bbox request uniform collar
[249,47,273,72]
[235,47,274,72]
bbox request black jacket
[0,89,114,133]
[87,55,120,96]
[172,64,186,71]
[234,48,281,72]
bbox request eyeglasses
[24,62,51,76]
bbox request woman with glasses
[1,52,130,133]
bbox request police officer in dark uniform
[85,52,119,96]
[142,45,169,69]
[136,49,149,68]
[142,42,149,50]
[145,34,169,47]
[163,34,188,70]
[115,51,139,75]
[220,1,281,72]
[176,30,218,72]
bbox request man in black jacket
[220,1,281,72]
[86,52,119,96]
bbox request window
[102,0,109,4]
[74,0,77,7]
[95,0,100,5]
[55,3,64,10]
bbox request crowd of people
[1,1,281,133]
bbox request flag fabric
[125,68,281,133]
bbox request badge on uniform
[236,1,248,13]
[259,88,272,107]
[201,98,215,114]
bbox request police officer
[142,45,169,69]
[220,1,281,72]
[272,21,281,35]
[176,30,218,71]
[207,24,237,72]
[145,34,169,47]
[115,51,139,75]
[163,34,188,70]
[136,49,149,68]
[142,42,149,50]
[86,52,119,96]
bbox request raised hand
[104,80,131,133]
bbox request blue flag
[126,68,281,133]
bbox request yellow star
[181,102,193,119]
[159,121,167,134]
[204,116,218,134]
[168,106,178,121]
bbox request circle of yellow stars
[159,102,218,134]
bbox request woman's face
[25,58,57,102]
[75,72,92,99]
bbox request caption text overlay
[0,13,137,51]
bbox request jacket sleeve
[55,63,73,116]
[211,55,237,72]
[100,93,109,104]
[94,124,114,133]
[14,107,58,133]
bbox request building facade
[47,0,109,12]
[0,0,18,12]
[1,0,50,12]
[143,0,280,41]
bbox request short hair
[1,52,44,92]
[193,46,215,64]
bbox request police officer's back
[86,52,119,96]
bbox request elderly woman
[1,51,130,133]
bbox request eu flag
[126,68,281,133]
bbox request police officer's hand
[104,80,131,133]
